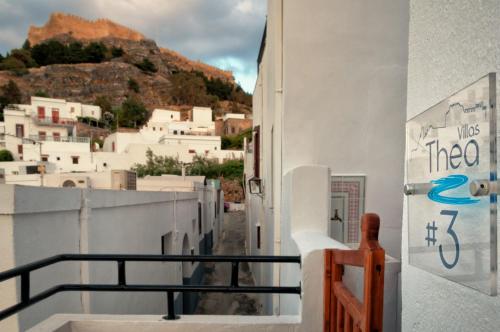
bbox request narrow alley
[195,211,262,315]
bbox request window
[51,109,59,124]
[53,132,60,141]
[37,106,45,119]
[153,127,156,131]
[56,156,60,161]
[198,202,202,235]
[112,142,115,152]
[38,131,46,141]
[257,225,261,249]
[173,130,178,135]
[17,144,23,154]
[70,107,75,113]
[180,130,185,135]
[189,149,195,153]
[91,111,94,116]
[170,114,173,119]
[231,127,235,134]
[72,156,79,164]
[41,155,49,162]
[160,127,163,131]
[15,124,24,138]
[253,126,260,178]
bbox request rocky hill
[0,13,250,114]
[27,12,234,83]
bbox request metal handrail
[0,254,301,321]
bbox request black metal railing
[0,254,301,321]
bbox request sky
[0,0,267,93]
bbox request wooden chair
[324,213,385,332]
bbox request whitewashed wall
[281,0,408,259]
[403,1,500,331]
[0,185,203,331]
[246,0,408,316]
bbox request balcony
[24,135,90,144]
[32,116,77,127]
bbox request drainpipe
[79,189,90,313]
[273,0,284,315]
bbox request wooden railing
[324,213,385,332]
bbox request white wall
[281,0,408,259]
[0,185,206,331]
[246,0,408,315]
[403,1,500,331]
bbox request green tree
[94,96,112,114]
[118,97,148,128]
[34,90,49,97]
[134,58,157,73]
[127,78,140,93]
[31,40,67,66]
[0,57,27,75]
[10,49,37,68]
[132,149,182,177]
[132,150,244,181]
[221,128,252,150]
[22,39,31,50]
[66,42,87,63]
[0,80,22,120]
[0,149,14,162]
[1,80,22,105]
[83,42,108,63]
[111,46,124,58]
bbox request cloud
[0,0,266,92]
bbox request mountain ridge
[27,12,233,83]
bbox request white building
[140,107,215,137]
[2,97,100,171]
[96,107,242,169]
[222,113,245,121]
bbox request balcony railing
[0,254,301,321]
[24,135,90,143]
[32,116,77,127]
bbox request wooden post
[324,213,385,332]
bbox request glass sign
[406,73,497,295]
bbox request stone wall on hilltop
[28,12,145,45]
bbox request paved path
[194,211,262,315]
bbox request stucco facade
[245,0,408,317]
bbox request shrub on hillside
[111,47,124,58]
[0,57,28,75]
[134,58,157,73]
[128,78,140,93]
